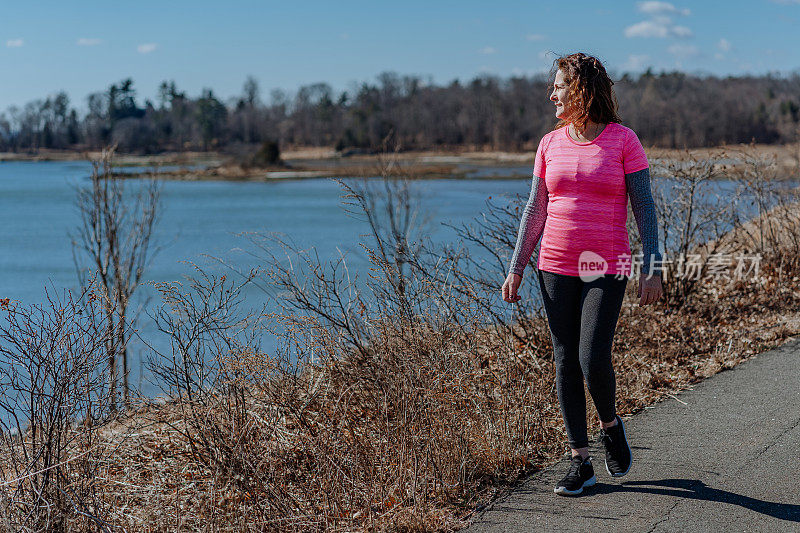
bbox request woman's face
[550,69,571,120]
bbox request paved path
[467,336,800,533]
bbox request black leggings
[537,269,629,449]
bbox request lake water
[0,161,531,396]
[1,161,792,397]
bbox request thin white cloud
[6,39,23,48]
[717,38,731,52]
[625,21,666,38]
[650,15,672,25]
[624,20,692,38]
[667,43,699,57]
[625,2,692,39]
[479,46,497,55]
[670,25,692,37]
[77,38,102,46]
[526,33,546,41]
[137,43,158,54]
[638,1,690,16]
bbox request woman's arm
[625,167,663,277]
[508,175,548,276]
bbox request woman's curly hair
[553,53,621,131]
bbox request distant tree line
[1,69,799,154]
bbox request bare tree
[647,149,737,305]
[72,146,161,409]
[441,192,549,346]
[723,144,800,285]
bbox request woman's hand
[502,273,523,303]
[637,273,663,306]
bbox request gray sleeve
[625,167,663,276]
[508,175,548,276]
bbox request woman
[501,52,663,496]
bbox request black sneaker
[554,455,596,496]
[598,415,632,477]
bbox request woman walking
[502,52,663,496]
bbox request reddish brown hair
[552,53,621,131]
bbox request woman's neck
[570,121,605,142]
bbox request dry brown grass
[59,250,799,532]
[3,144,800,531]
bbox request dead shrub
[87,144,800,531]
[0,287,114,532]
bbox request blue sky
[1,0,798,110]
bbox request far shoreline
[2,143,797,182]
